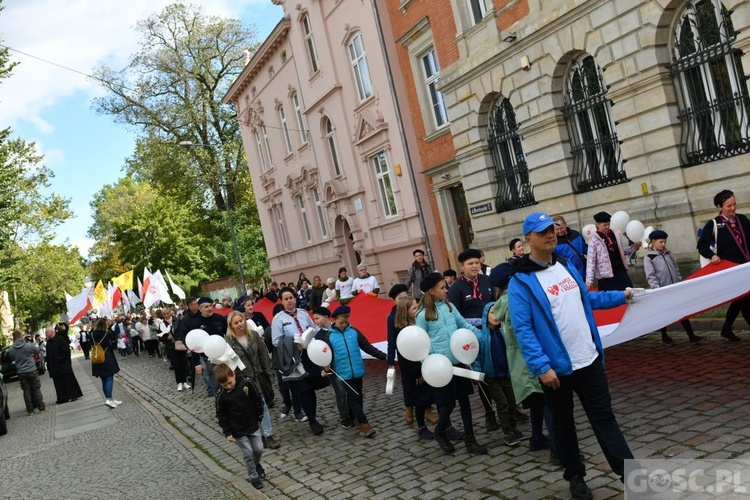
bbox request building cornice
[223,17,292,104]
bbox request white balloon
[450,328,480,365]
[307,339,332,367]
[185,329,209,352]
[625,220,645,243]
[396,325,431,361]
[642,226,654,246]
[610,211,630,233]
[581,224,597,243]
[203,335,228,359]
[421,354,454,388]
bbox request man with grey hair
[9,329,46,415]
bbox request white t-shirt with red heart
[536,262,598,371]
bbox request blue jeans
[543,356,633,480]
[261,398,273,437]
[235,431,264,480]
[101,375,114,400]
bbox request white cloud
[70,237,95,259]
[0,0,270,133]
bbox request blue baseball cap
[522,212,558,235]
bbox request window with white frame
[671,0,750,166]
[372,151,398,217]
[562,54,628,193]
[253,130,266,172]
[421,48,448,129]
[312,187,327,238]
[302,14,319,73]
[348,33,373,101]
[292,93,307,143]
[273,204,289,249]
[467,0,488,25]
[324,118,342,177]
[296,194,312,242]
[262,124,274,166]
[279,106,293,154]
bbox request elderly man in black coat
[46,324,83,404]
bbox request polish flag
[66,286,93,324]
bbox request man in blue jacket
[553,215,587,278]
[508,212,633,500]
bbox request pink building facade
[225,2,445,290]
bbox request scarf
[597,230,618,254]
[719,215,750,261]
[288,309,304,334]
[460,274,482,301]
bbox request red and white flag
[66,286,92,324]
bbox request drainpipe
[369,0,436,268]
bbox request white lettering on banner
[601,262,750,348]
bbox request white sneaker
[177,383,184,392]
[105,399,117,408]
[113,400,122,406]
[183,382,191,389]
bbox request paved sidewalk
[109,328,750,499]
[0,353,254,500]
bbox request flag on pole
[165,270,186,300]
[107,282,122,311]
[122,289,131,314]
[66,286,92,324]
[127,289,142,307]
[112,270,134,291]
[142,268,156,308]
[92,280,107,307]
[137,277,144,301]
[152,270,174,305]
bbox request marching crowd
[9,189,748,498]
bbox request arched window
[279,105,293,154]
[671,0,750,166]
[302,14,319,73]
[487,97,535,212]
[348,32,373,101]
[562,54,627,193]
[324,118,342,177]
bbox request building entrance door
[450,185,473,250]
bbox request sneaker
[529,435,552,451]
[113,400,122,406]
[265,435,280,449]
[721,329,741,342]
[435,431,455,453]
[360,423,376,438]
[417,426,434,440]
[310,422,324,435]
[177,383,184,392]
[446,426,465,440]
[465,437,488,455]
[183,382,191,389]
[341,420,355,429]
[255,464,266,479]
[280,405,290,419]
[246,477,263,490]
[569,475,592,500]
[295,414,308,422]
[504,432,521,446]
[105,399,117,408]
[512,429,523,439]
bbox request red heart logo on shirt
[547,284,560,296]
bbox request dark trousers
[130,336,140,355]
[80,341,91,360]
[18,371,44,413]
[723,296,750,332]
[486,377,517,433]
[477,380,494,413]
[276,371,301,415]
[343,377,367,424]
[526,392,556,454]
[543,357,632,480]
[329,375,352,423]
[171,349,188,384]
[289,378,317,425]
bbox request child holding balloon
[415,272,488,455]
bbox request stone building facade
[224,2,445,290]
[395,0,750,268]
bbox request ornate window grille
[487,97,536,212]
[671,0,750,166]
[562,55,628,193]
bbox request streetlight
[178,141,246,290]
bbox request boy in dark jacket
[215,363,266,489]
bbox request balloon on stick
[642,226,654,247]
[307,339,332,367]
[396,325,431,361]
[610,211,630,233]
[625,220,645,243]
[581,224,597,243]
[421,353,453,388]
[203,335,228,359]
[185,329,209,352]
[450,328,480,365]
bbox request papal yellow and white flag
[92,280,107,307]
[112,270,134,291]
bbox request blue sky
[0,0,283,257]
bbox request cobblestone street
[3,326,750,499]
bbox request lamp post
[178,141,246,290]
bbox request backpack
[91,334,106,365]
